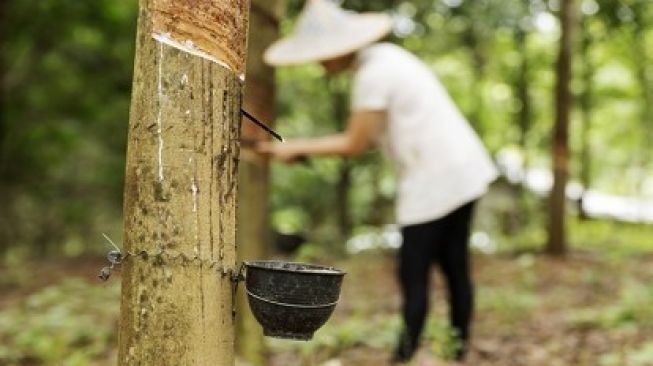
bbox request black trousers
[398,200,475,360]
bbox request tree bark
[236,0,282,363]
[118,1,249,365]
[547,0,576,256]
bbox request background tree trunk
[0,0,7,178]
[579,15,594,220]
[118,0,249,365]
[236,0,283,363]
[465,29,488,137]
[0,0,8,254]
[329,78,352,243]
[510,27,533,233]
[515,29,531,160]
[547,0,576,256]
[633,6,653,196]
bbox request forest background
[0,0,652,365]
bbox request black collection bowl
[244,260,346,340]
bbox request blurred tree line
[0,0,652,259]
[0,1,136,257]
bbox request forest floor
[0,246,652,365]
[265,250,653,366]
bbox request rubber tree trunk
[236,0,282,364]
[547,0,576,256]
[118,1,249,365]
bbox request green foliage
[422,317,463,361]
[478,285,539,326]
[600,342,653,366]
[568,279,653,330]
[293,242,332,263]
[569,218,653,258]
[0,279,119,365]
[1,0,137,257]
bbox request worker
[258,0,498,364]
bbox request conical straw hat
[264,0,393,66]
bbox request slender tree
[464,29,488,137]
[578,14,594,220]
[515,27,532,161]
[118,0,249,364]
[0,0,7,255]
[236,0,283,363]
[548,0,576,256]
[507,24,534,233]
[0,0,7,177]
[329,77,353,242]
[632,2,653,194]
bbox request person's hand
[256,141,305,164]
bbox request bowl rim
[244,260,346,276]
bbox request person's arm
[258,110,385,163]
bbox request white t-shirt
[352,43,498,226]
